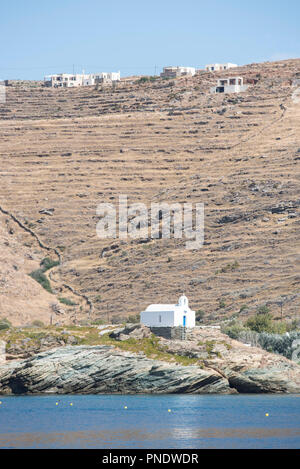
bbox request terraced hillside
[0,59,299,326]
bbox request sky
[0,0,299,80]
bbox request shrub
[58,297,77,306]
[221,320,246,340]
[91,319,106,325]
[258,331,300,359]
[246,313,274,333]
[31,320,45,327]
[29,269,52,293]
[40,257,59,272]
[138,76,149,83]
[0,318,12,330]
[196,310,205,323]
[29,257,60,293]
[127,313,140,324]
[222,319,300,360]
[257,304,270,314]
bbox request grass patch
[97,333,199,366]
[205,340,216,356]
[58,297,77,306]
[0,318,12,330]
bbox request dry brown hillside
[0,59,299,326]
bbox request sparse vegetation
[58,297,77,306]
[29,257,60,293]
[29,269,52,293]
[205,340,216,356]
[257,305,270,314]
[40,257,59,271]
[246,312,274,333]
[222,315,300,359]
[98,333,199,366]
[138,76,158,83]
[127,313,140,324]
[196,310,205,323]
[31,320,45,327]
[0,318,12,330]
[215,261,240,274]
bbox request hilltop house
[44,71,120,88]
[140,295,195,328]
[210,76,249,94]
[44,73,90,88]
[87,72,121,85]
[160,66,196,78]
[206,63,238,72]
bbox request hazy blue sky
[1,0,299,79]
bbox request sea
[0,394,299,449]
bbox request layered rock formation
[0,325,299,394]
[0,345,232,395]
[0,341,5,365]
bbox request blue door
[183,315,186,327]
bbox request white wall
[140,309,195,328]
[224,84,249,93]
[174,309,195,327]
[210,84,249,94]
[141,310,175,327]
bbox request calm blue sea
[0,394,299,449]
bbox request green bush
[258,331,300,359]
[31,320,45,327]
[246,313,274,333]
[196,310,205,323]
[29,269,52,293]
[29,257,59,293]
[127,313,140,324]
[222,318,300,360]
[40,257,59,272]
[138,76,158,83]
[222,320,246,339]
[0,318,12,330]
[257,304,270,314]
[58,297,77,306]
[91,319,106,325]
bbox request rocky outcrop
[0,334,300,394]
[111,325,300,394]
[0,341,5,365]
[0,345,233,395]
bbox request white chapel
[140,295,195,328]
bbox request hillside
[0,59,300,326]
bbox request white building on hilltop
[140,295,195,328]
[44,71,120,88]
[210,76,249,94]
[44,73,90,88]
[160,66,196,78]
[205,63,238,72]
